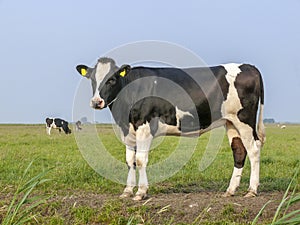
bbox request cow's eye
[107,78,116,86]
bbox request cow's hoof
[244,191,257,198]
[222,191,234,197]
[132,193,147,201]
[119,191,133,199]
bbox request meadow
[0,124,299,224]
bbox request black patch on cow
[54,118,72,134]
[211,66,230,101]
[179,114,197,132]
[235,64,262,140]
[231,137,247,168]
[126,161,136,170]
[129,97,177,136]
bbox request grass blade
[251,200,273,225]
[273,209,300,225]
[2,160,52,225]
[271,167,299,224]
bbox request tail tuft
[257,72,266,146]
[257,104,266,145]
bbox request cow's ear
[119,64,131,77]
[76,65,89,78]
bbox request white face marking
[221,63,243,117]
[91,62,111,105]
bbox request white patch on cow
[153,107,194,137]
[91,62,111,104]
[122,123,137,147]
[175,106,193,122]
[136,122,153,152]
[222,63,242,78]
[221,64,243,119]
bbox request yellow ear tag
[81,68,87,76]
[119,69,126,77]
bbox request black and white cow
[46,118,72,135]
[75,120,82,131]
[76,57,265,201]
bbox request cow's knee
[231,137,247,168]
[135,151,148,168]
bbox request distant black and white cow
[75,120,82,131]
[46,118,72,135]
[76,57,265,201]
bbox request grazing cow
[280,125,286,129]
[46,118,72,135]
[75,120,82,131]
[76,57,265,201]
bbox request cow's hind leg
[120,145,136,198]
[235,122,262,197]
[242,134,261,197]
[224,121,247,197]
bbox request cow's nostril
[91,99,104,109]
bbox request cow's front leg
[120,145,136,198]
[46,127,51,135]
[133,123,152,201]
[133,150,149,201]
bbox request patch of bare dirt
[42,191,299,224]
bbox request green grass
[1,160,52,225]
[252,165,300,225]
[0,124,299,224]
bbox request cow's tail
[257,71,266,146]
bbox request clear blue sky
[0,0,299,123]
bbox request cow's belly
[156,118,226,137]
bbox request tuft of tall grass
[252,165,300,225]
[1,160,52,225]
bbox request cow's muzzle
[90,98,105,109]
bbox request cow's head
[76,57,118,109]
[76,57,131,109]
[97,64,131,109]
